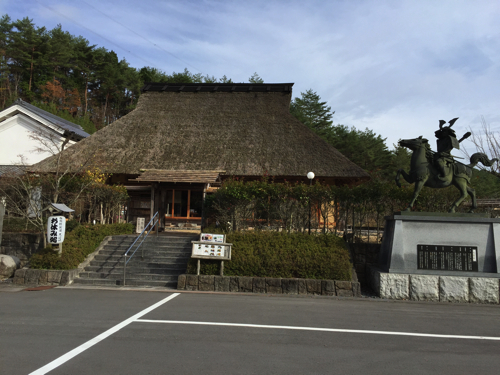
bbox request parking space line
[135,319,500,341]
[29,293,180,375]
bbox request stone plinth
[379,213,500,277]
[369,267,500,304]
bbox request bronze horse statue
[396,136,497,212]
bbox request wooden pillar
[150,183,155,222]
[172,190,175,217]
[160,184,166,229]
[201,184,207,229]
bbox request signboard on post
[192,233,232,276]
[47,216,66,244]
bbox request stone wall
[13,268,79,286]
[369,267,500,304]
[11,236,112,286]
[0,233,44,267]
[178,274,361,297]
[348,242,381,287]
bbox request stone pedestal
[379,212,500,277]
[371,212,500,303]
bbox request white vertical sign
[136,218,145,233]
[47,216,66,244]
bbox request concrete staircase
[73,233,197,288]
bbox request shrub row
[205,177,492,238]
[29,222,134,270]
[186,231,352,281]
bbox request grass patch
[187,231,352,281]
[30,223,134,270]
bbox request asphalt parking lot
[1,285,500,375]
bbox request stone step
[78,271,180,281]
[99,247,191,255]
[119,279,177,287]
[107,237,196,244]
[75,234,196,288]
[89,259,190,268]
[85,265,185,273]
[72,277,177,288]
[102,245,192,253]
[103,242,192,248]
[93,253,190,261]
[72,278,119,286]
[97,251,191,259]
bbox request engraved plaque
[417,245,478,272]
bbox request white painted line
[29,293,180,375]
[135,319,500,341]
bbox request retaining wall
[0,233,44,267]
[178,274,361,297]
[11,236,112,286]
[13,268,79,286]
[348,242,381,287]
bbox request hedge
[187,231,352,281]
[30,222,134,270]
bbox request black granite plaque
[417,245,478,272]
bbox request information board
[417,244,478,272]
[200,233,225,243]
[47,216,66,244]
[192,243,228,257]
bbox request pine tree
[290,89,334,137]
[248,72,264,84]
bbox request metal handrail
[123,211,159,286]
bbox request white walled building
[0,99,89,167]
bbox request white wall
[0,114,75,166]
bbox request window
[165,190,203,218]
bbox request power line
[34,0,159,68]
[80,0,201,72]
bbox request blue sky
[2,0,500,154]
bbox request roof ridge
[12,99,89,138]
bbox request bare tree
[0,129,99,246]
[464,116,500,176]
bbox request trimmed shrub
[187,231,352,281]
[30,223,134,270]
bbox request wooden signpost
[191,233,232,276]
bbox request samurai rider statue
[434,118,470,180]
[396,118,498,213]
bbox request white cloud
[2,0,500,151]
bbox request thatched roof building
[34,83,368,181]
[33,83,369,227]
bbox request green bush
[2,217,42,233]
[187,231,352,280]
[30,223,134,270]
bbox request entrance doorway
[164,189,203,225]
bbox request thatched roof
[131,169,223,183]
[33,83,369,182]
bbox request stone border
[12,236,113,286]
[177,274,361,297]
[369,267,500,304]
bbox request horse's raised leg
[396,169,413,188]
[467,185,477,213]
[450,179,469,213]
[405,179,425,211]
